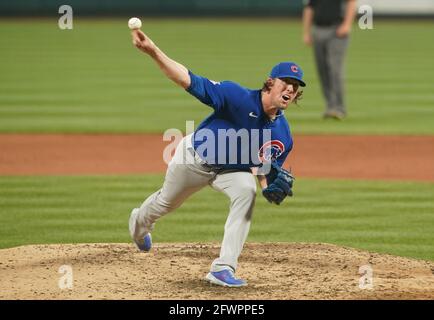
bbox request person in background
[302,0,356,120]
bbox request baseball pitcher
[128,28,306,287]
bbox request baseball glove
[262,162,295,205]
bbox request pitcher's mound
[1,242,433,300]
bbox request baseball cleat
[134,233,152,252]
[129,208,152,252]
[206,269,247,287]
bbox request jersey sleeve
[275,149,290,167]
[275,139,293,168]
[185,71,243,113]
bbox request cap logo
[291,65,298,73]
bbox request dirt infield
[1,134,434,181]
[0,243,433,300]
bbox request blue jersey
[186,71,293,170]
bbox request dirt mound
[0,243,433,300]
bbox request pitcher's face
[269,78,300,109]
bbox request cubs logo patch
[291,65,299,73]
[258,140,285,163]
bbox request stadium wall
[0,0,433,17]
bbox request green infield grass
[0,175,433,261]
[0,18,433,134]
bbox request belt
[314,21,340,27]
[187,148,251,174]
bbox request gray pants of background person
[130,134,256,272]
[312,25,349,116]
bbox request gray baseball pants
[312,25,349,115]
[130,134,256,272]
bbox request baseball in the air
[128,17,142,30]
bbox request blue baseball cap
[270,62,306,87]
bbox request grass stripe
[0,19,433,134]
[0,175,433,261]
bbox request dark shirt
[305,0,347,26]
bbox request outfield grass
[0,18,433,134]
[0,175,433,261]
